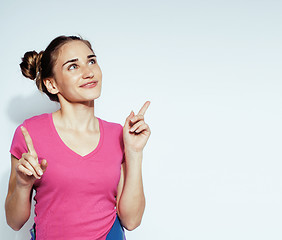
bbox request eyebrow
[87,54,96,59]
[62,54,97,67]
[62,58,78,67]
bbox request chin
[85,92,101,102]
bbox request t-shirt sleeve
[118,124,125,164]
[10,123,28,160]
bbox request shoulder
[23,112,50,124]
[13,113,50,131]
[98,118,123,130]
[98,118,124,149]
[10,113,51,158]
[98,118,123,139]
[20,113,51,138]
[23,113,50,128]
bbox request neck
[55,98,97,132]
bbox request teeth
[84,82,95,86]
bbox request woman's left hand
[123,101,151,153]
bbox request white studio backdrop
[0,0,281,239]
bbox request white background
[0,0,281,239]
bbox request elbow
[5,207,27,231]
[123,219,142,231]
[5,192,31,231]
[117,199,145,231]
[10,225,21,231]
[5,213,25,231]
[6,219,23,231]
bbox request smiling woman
[5,35,151,240]
[44,40,102,104]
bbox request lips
[79,81,98,88]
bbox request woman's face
[50,40,102,103]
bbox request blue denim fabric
[106,216,126,240]
[29,215,126,240]
[29,224,36,240]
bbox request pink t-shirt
[10,113,124,240]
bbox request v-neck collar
[48,112,104,159]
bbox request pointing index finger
[138,101,151,116]
[20,126,37,157]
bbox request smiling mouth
[80,81,98,87]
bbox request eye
[68,64,78,70]
[89,59,96,65]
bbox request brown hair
[20,35,94,102]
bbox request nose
[82,65,94,79]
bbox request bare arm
[5,126,47,230]
[116,101,150,231]
[116,151,145,231]
[5,154,33,230]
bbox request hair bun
[20,50,43,80]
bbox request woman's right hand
[15,126,48,188]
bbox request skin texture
[5,40,150,231]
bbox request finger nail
[38,169,43,176]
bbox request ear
[43,78,59,94]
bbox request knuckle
[16,165,23,173]
[23,152,32,160]
[23,153,31,162]
[137,114,144,120]
[15,163,21,171]
[17,164,26,173]
[33,152,38,159]
[27,154,35,161]
[22,161,30,169]
[19,158,26,165]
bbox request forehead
[57,40,93,62]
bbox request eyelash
[68,64,78,70]
[89,59,96,64]
[68,59,96,70]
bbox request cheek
[95,66,102,78]
[98,72,102,81]
[57,75,76,93]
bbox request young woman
[5,35,150,240]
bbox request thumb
[40,159,48,173]
[128,110,135,119]
[125,111,135,126]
